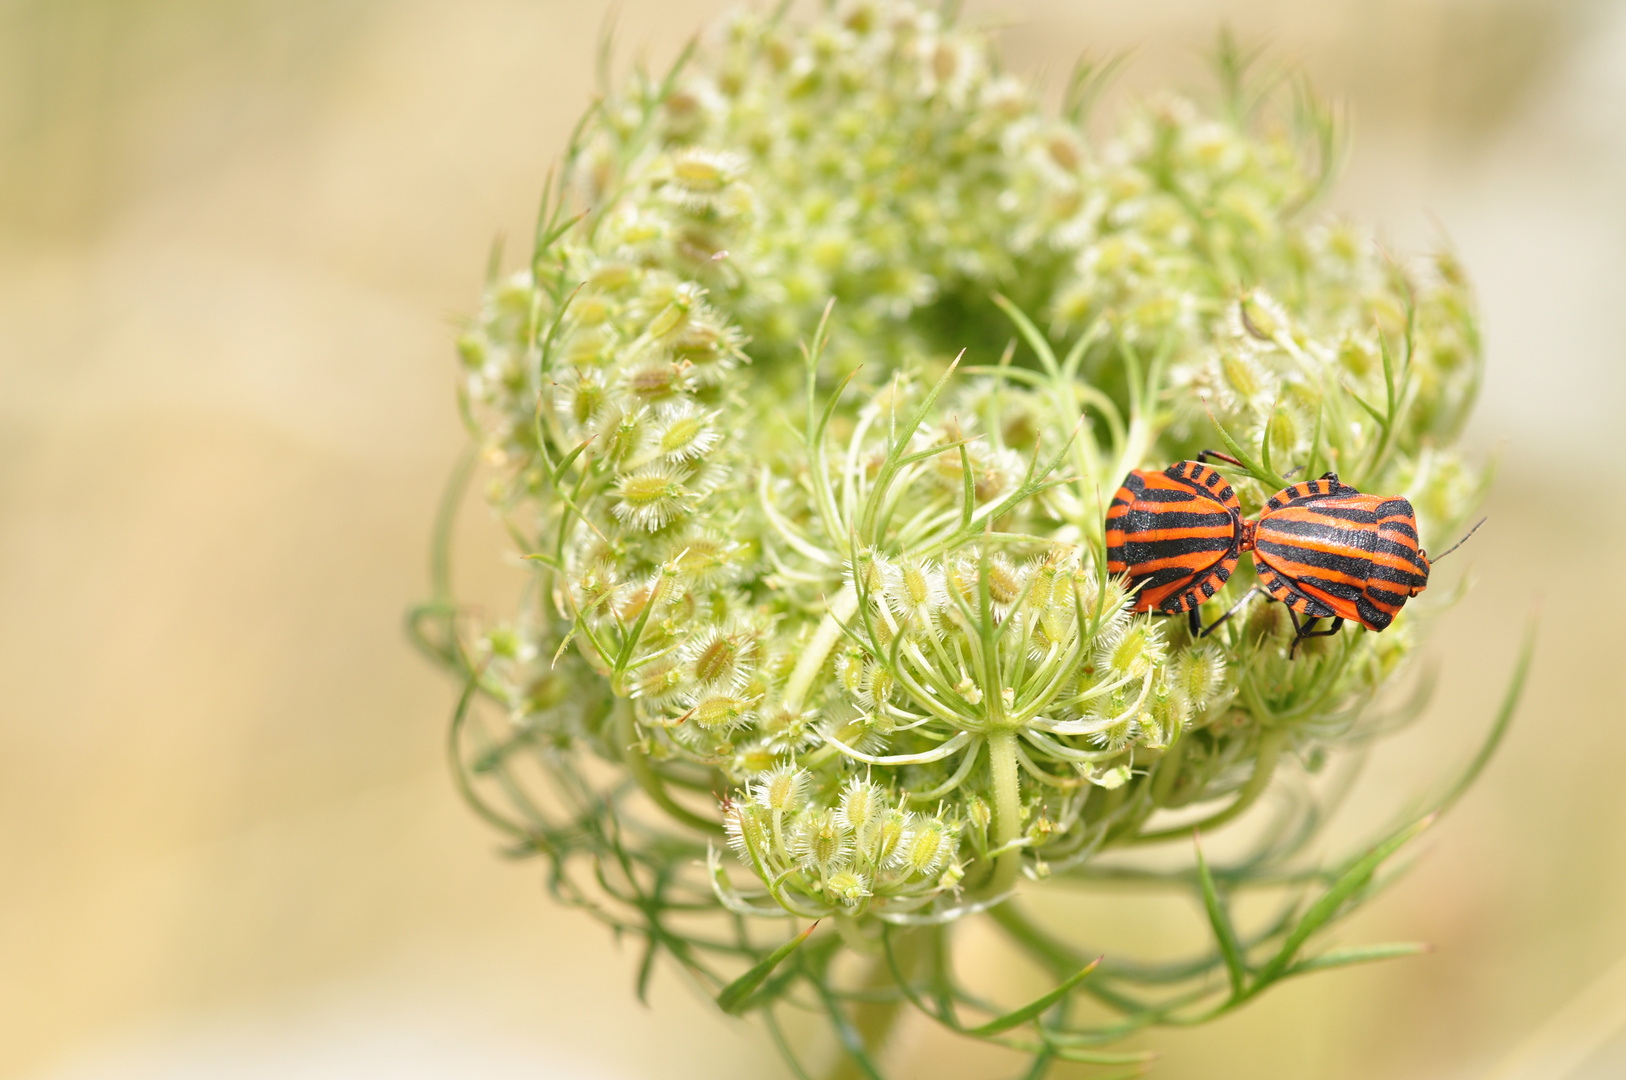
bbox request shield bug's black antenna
[1431,517,1486,563]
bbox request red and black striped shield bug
[1249,472,1432,655]
[1105,460,1245,636]
[1193,449,1485,657]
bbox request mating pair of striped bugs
[1105,454,1476,657]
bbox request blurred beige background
[2,1,1624,1077]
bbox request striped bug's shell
[1251,473,1430,631]
[1105,461,1244,615]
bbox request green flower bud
[826,869,872,905]
[1171,643,1228,718]
[612,467,693,531]
[725,800,772,860]
[753,763,809,814]
[652,400,720,463]
[870,808,910,867]
[901,817,953,877]
[1098,616,1166,679]
[794,808,853,874]
[684,690,754,733]
[965,796,992,835]
[837,777,884,840]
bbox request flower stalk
[985,730,1024,897]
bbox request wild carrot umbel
[412,4,1527,1076]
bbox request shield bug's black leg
[1305,616,1344,642]
[1287,610,1344,658]
[1195,586,1259,639]
[1287,610,1314,658]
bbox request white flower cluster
[722,769,961,916]
[451,0,1485,921]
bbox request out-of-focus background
[2,0,1623,1077]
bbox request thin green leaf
[811,971,888,1080]
[635,930,660,1004]
[803,298,837,437]
[881,925,953,1027]
[761,1007,818,1080]
[530,167,556,263]
[404,602,458,668]
[535,208,589,261]
[1061,315,1105,382]
[613,567,666,675]
[551,436,596,485]
[657,35,699,100]
[594,6,617,97]
[997,1040,1148,1068]
[1436,619,1534,813]
[801,301,855,550]
[890,436,968,471]
[533,279,584,367]
[1050,1046,1156,1067]
[447,677,531,840]
[1202,399,1287,489]
[993,293,1061,379]
[1255,813,1434,986]
[1012,1048,1056,1080]
[1117,337,1144,421]
[484,232,506,287]
[1063,50,1132,125]
[1054,1066,1147,1080]
[1379,319,1398,423]
[429,445,478,603]
[959,363,1050,388]
[1285,941,1430,978]
[812,364,859,448]
[1195,837,1246,998]
[1305,399,1326,479]
[1260,392,1285,480]
[557,588,615,671]
[963,957,1103,1037]
[549,625,577,667]
[1341,380,1387,426]
[717,922,819,1015]
[959,442,975,530]
[928,423,1078,556]
[860,351,963,543]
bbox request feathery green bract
[717,921,818,1015]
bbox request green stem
[834,914,877,956]
[1130,729,1283,845]
[786,587,858,713]
[823,925,926,1080]
[986,729,1023,896]
[615,698,723,836]
[1149,734,1189,807]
